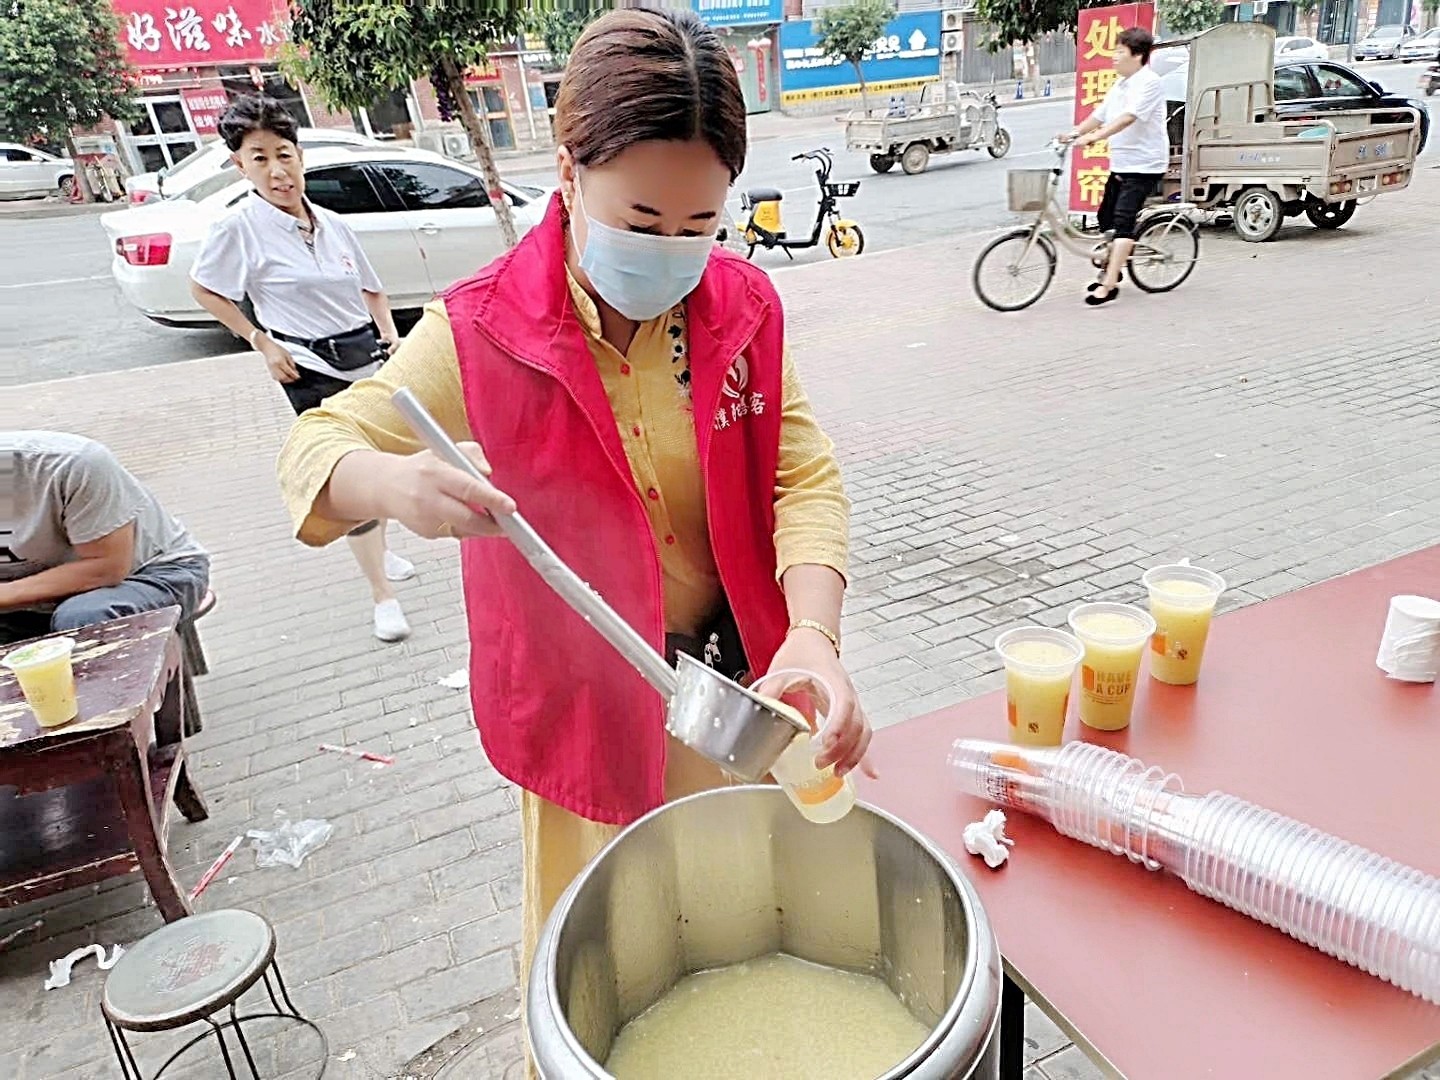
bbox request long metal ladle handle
[391,388,679,699]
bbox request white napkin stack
[1376,595,1440,683]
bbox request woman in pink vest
[277,5,869,1023]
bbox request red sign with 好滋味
[111,0,287,69]
[1069,3,1157,214]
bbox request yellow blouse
[279,276,849,638]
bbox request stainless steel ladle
[392,389,806,781]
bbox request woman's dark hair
[1118,27,1155,63]
[554,8,748,181]
[218,95,299,152]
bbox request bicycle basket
[824,181,861,198]
[1007,169,1052,213]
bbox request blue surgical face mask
[573,178,715,322]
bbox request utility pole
[1344,0,1360,62]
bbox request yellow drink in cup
[1143,566,1227,686]
[2,637,79,728]
[1068,602,1157,732]
[995,627,1084,747]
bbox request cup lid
[2,637,76,670]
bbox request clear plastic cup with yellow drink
[1067,602,1157,732]
[1143,566,1227,686]
[995,627,1084,747]
[2,636,80,728]
[752,668,856,825]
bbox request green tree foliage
[0,0,138,200]
[974,0,1125,47]
[285,0,532,247]
[1158,0,1223,37]
[815,0,896,111]
[533,5,605,71]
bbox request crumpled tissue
[963,809,1015,870]
[44,943,124,990]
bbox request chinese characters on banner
[181,87,229,135]
[111,0,288,68]
[1070,3,1157,214]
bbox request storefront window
[217,66,314,127]
[363,89,412,139]
[124,97,201,172]
[466,88,515,150]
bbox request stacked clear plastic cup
[1178,793,1440,1002]
[947,740,1185,871]
[949,738,1440,1004]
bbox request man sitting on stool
[0,431,210,646]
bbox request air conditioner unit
[1253,0,1268,11]
[943,33,962,52]
[413,130,446,156]
[942,9,964,32]
[442,132,474,160]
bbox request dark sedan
[1272,59,1429,152]
[1163,58,1429,152]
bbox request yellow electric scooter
[728,148,864,261]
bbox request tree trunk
[440,52,519,249]
[64,133,95,204]
[854,60,869,114]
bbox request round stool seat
[103,910,275,1033]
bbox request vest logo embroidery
[714,390,766,431]
[714,355,766,430]
[722,356,749,398]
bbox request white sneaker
[373,599,411,642]
[384,551,416,582]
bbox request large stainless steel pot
[528,786,1002,1079]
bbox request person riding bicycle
[1059,27,1169,307]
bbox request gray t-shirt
[0,432,207,598]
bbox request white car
[124,127,380,205]
[1354,25,1416,60]
[1275,36,1329,62]
[1399,27,1440,62]
[0,143,75,200]
[102,145,553,327]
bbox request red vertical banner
[1070,3,1157,214]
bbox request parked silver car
[0,143,75,200]
[1354,25,1415,60]
[1398,27,1440,62]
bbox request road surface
[2,61,1431,384]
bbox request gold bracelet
[790,618,840,656]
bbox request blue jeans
[0,555,210,645]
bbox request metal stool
[101,909,326,1079]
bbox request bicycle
[971,142,1200,313]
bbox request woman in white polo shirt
[1061,27,1170,307]
[189,96,413,642]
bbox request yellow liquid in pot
[605,953,931,1080]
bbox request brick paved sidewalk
[4,170,1440,1080]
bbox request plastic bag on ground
[246,809,334,869]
